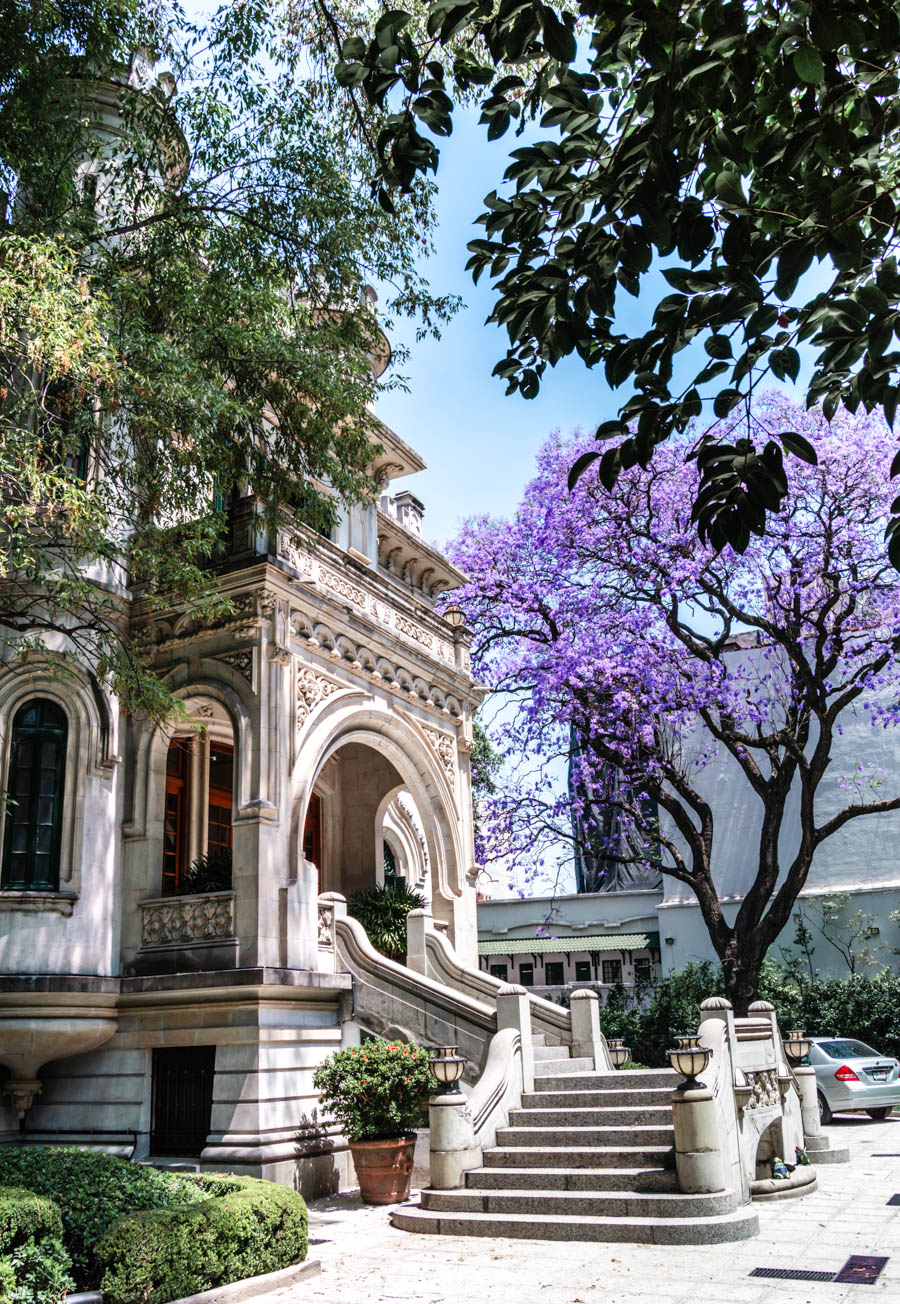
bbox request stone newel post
[496,982,534,1092]
[406,907,434,976]
[793,1065,823,1141]
[569,988,613,1071]
[429,983,534,1189]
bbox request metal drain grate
[750,1269,836,1282]
[834,1256,889,1285]
[871,1153,900,1157]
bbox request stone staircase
[392,1036,760,1243]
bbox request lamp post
[667,1034,713,1090]
[443,604,465,630]
[428,1045,467,1095]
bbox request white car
[808,1036,900,1123]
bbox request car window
[815,1039,880,1059]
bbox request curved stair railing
[406,907,576,1049]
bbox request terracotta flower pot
[349,1135,416,1204]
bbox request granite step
[534,1070,677,1091]
[420,1187,739,1219]
[484,1145,676,1169]
[510,1106,673,1128]
[465,1166,680,1193]
[532,1056,596,1076]
[525,1088,674,1109]
[391,1205,760,1244]
[496,1125,675,1149]
[533,1044,570,1060]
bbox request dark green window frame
[2,699,67,891]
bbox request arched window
[2,700,67,890]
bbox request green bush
[758,965,900,1057]
[313,1037,435,1140]
[593,961,900,1067]
[0,1149,204,1283]
[0,1186,73,1304]
[348,882,425,961]
[95,1173,308,1304]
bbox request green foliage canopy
[0,0,456,714]
[333,0,900,559]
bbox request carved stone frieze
[216,649,253,684]
[140,892,235,947]
[743,1068,779,1111]
[290,610,465,721]
[297,666,340,731]
[423,727,456,782]
[317,902,334,948]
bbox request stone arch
[0,660,118,891]
[290,692,465,909]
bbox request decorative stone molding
[290,610,465,720]
[140,891,236,947]
[423,726,456,782]
[135,592,263,652]
[297,667,340,732]
[742,1068,779,1111]
[317,901,334,948]
[215,649,253,684]
[0,890,78,916]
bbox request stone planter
[350,1136,416,1204]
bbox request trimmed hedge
[0,1185,73,1304]
[0,1149,204,1282]
[95,1173,309,1304]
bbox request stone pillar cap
[748,999,775,1012]
[700,995,733,1010]
[569,987,600,1001]
[497,983,527,996]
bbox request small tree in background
[450,396,900,1013]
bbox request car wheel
[866,1107,892,1120]
[818,1093,833,1125]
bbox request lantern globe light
[607,1038,630,1069]
[428,1044,467,1093]
[667,1034,712,1089]
[783,1030,811,1063]
[443,603,465,628]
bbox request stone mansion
[0,56,489,1197]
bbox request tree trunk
[720,938,764,1016]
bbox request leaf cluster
[312,1037,435,1140]
[337,0,900,561]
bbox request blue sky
[376,108,630,550]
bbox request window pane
[2,700,66,891]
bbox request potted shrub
[313,1038,435,1204]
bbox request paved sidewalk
[267,1116,900,1304]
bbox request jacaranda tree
[449,395,900,1012]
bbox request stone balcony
[134,890,238,975]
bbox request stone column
[671,1083,727,1194]
[496,982,534,1093]
[570,988,612,1071]
[428,1090,479,1189]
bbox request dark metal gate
[150,1046,216,1156]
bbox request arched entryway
[303,740,405,898]
[292,696,466,937]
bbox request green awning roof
[478,932,659,956]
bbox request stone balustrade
[140,891,236,948]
